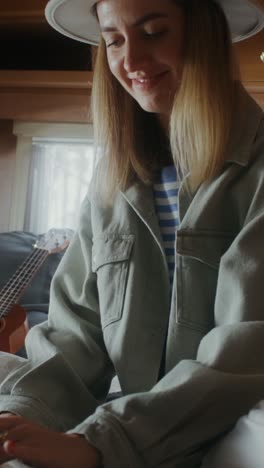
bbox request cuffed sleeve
[69,135,264,467]
[0,195,115,431]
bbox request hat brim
[45,0,264,45]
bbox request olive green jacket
[1,86,264,468]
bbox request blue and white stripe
[153,165,180,284]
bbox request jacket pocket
[92,235,134,328]
[175,230,234,332]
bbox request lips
[131,71,169,90]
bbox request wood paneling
[0,71,93,89]
[0,71,93,122]
[0,0,263,75]
[0,120,17,232]
[246,87,264,109]
[235,0,264,83]
[235,30,264,83]
[235,1,264,108]
[0,1,47,26]
[0,1,263,117]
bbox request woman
[0,0,264,467]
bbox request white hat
[45,0,264,46]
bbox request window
[12,122,95,234]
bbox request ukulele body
[0,229,72,355]
[0,304,28,354]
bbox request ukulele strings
[0,248,49,317]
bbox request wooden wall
[0,121,17,232]
[235,18,264,108]
[0,71,92,123]
[0,0,263,231]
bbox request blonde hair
[92,0,238,199]
[170,0,237,190]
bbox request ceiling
[0,0,263,74]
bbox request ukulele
[0,229,73,354]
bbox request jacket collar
[121,84,263,225]
[121,181,165,254]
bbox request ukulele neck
[0,248,49,317]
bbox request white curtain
[24,140,96,234]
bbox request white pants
[1,352,264,468]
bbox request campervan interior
[0,0,263,356]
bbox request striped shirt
[153,165,180,284]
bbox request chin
[135,94,172,115]
[138,101,170,116]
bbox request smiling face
[96,0,186,121]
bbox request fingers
[0,414,24,465]
[0,431,9,444]
[0,416,31,447]
[1,424,55,468]
[0,415,101,468]
[0,415,48,466]
[0,414,48,442]
[0,413,23,432]
[3,441,44,468]
[3,433,87,468]
[3,431,101,468]
[3,439,16,455]
[0,440,15,465]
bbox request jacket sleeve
[68,166,264,467]
[0,194,115,431]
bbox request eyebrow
[100,12,168,33]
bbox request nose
[123,39,149,73]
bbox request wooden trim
[244,81,264,109]
[0,69,262,121]
[0,1,47,24]
[0,71,261,91]
[244,81,264,92]
[0,88,92,122]
[0,12,45,24]
[0,71,93,122]
[0,70,93,90]
[13,121,94,139]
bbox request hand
[0,413,16,465]
[0,413,102,468]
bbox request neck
[157,113,170,136]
